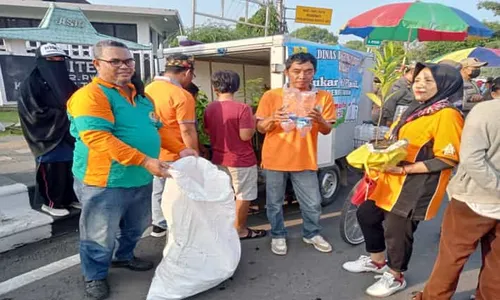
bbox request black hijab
[34,48,77,106]
[392,62,463,137]
[131,73,146,96]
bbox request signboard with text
[0,55,143,104]
[295,6,333,26]
[366,39,382,47]
[287,42,364,127]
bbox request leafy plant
[244,78,267,109]
[195,91,210,146]
[365,42,405,145]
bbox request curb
[0,183,80,253]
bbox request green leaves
[366,92,382,107]
[195,91,210,145]
[290,26,338,45]
[367,41,405,130]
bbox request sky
[90,0,497,43]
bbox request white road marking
[0,212,341,296]
[0,226,155,296]
[0,255,80,296]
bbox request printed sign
[286,43,364,127]
[366,39,382,47]
[295,6,333,26]
[0,54,144,104]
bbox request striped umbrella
[432,47,500,67]
[339,1,494,41]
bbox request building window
[91,22,138,43]
[26,41,42,53]
[0,17,41,28]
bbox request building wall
[0,6,160,45]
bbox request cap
[486,77,494,83]
[165,54,194,70]
[36,43,69,58]
[438,59,462,70]
[460,57,488,68]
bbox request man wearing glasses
[145,54,199,238]
[67,40,196,300]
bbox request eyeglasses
[97,58,135,68]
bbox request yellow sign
[295,6,333,26]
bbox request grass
[0,110,19,124]
[0,109,22,137]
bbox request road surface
[0,181,481,300]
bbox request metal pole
[221,0,225,18]
[264,0,270,36]
[245,0,249,22]
[192,0,196,30]
[276,0,284,33]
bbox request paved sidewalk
[0,135,35,188]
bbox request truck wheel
[318,165,340,207]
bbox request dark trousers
[357,200,420,272]
[35,161,77,209]
[420,199,500,300]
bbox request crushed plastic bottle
[296,117,312,137]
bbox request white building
[0,0,183,105]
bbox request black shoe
[111,256,154,271]
[150,225,167,237]
[85,279,109,300]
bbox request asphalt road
[0,182,481,300]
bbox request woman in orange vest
[342,63,465,298]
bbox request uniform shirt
[462,80,482,112]
[255,88,336,172]
[370,108,464,220]
[145,77,196,162]
[67,77,185,188]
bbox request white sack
[147,157,241,300]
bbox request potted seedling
[365,42,404,149]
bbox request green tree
[343,40,366,52]
[165,24,242,47]
[478,1,500,16]
[290,26,338,44]
[236,4,280,37]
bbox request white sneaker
[41,204,70,217]
[470,295,476,300]
[303,235,333,253]
[342,255,389,274]
[366,272,407,298]
[271,238,287,255]
[70,201,82,210]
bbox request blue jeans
[265,170,322,239]
[74,179,152,281]
[151,176,167,229]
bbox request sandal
[410,291,423,300]
[240,228,267,240]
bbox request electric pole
[275,0,288,34]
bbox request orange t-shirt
[145,78,196,161]
[370,108,464,220]
[256,88,336,171]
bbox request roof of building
[0,4,151,50]
[0,0,181,20]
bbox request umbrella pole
[402,27,412,67]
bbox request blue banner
[286,42,365,126]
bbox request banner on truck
[286,43,364,127]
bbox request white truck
[161,34,374,206]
